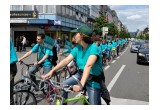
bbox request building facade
[10,5,90,46]
[88,5,100,30]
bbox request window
[73,10,75,16]
[73,20,75,24]
[35,5,43,13]
[46,5,55,14]
[11,5,21,11]
[66,18,69,23]
[62,21,65,26]
[56,5,61,14]
[66,7,69,15]
[23,5,32,11]
[69,19,72,24]
[75,5,78,10]
[61,17,65,22]
[70,23,72,27]
[62,6,66,15]
[69,9,72,16]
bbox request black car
[137,43,149,64]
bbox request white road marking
[111,60,116,63]
[107,65,126,92]
[101,96,149,105]
[104,65,110,70]
[116,56,120,59]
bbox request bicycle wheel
[13,90,37,105]
[51,72,60,82]
[58,68,70,83]
[14,79,32,91]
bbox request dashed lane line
[107,65,126,92]
[104,65,110,70]
[111,60,116,63]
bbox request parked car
[137,43,149,64]
[130,41,143,53]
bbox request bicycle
[12,89,37,105]
[42,77,89,105]
[14,61,59,95]
[57,54,79,82]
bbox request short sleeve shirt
[10,39,18,64]
[31,44,53,67]
[71,43,103,89]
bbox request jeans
[28,65,52,85]
[22,44,26,51]
[62,73,102,105]
[117,46,120,56]
[101,80,111,104]
[10,63,17,105]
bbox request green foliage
[107,23,118,36]
[118,31,131,39]
[136,35,145,39]
[145,33,149,40]
[94,14,108,35]
[94,14,118,36]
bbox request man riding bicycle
[18,33,53,90]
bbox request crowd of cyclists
[10,25,129,105]
[93,36,129,66]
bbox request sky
[109,5,149,32]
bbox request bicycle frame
[44,79,89,105]
[63,94,89,105]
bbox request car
[130,41,143,53]
[137,43,149,64]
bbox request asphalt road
[14,42,149,105]
[103,42,149,105]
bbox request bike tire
[14,79,32,91]
[13,90,37,105]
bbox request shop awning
[27,19,54,26]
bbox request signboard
[54,20,61,25]
[10,19,27,23]
[102,27,109,39]
[10,11,38,18]
[102,27,108,34]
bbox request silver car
[130,41,143,53]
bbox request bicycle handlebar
[19,61,34,67]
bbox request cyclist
[18,33,53,90]
[60,38,77,77]
[10,38,18,105]
[42,25,109,105]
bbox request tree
[145,33,149,40]
[136,35,145,39]
[94,14,118,37]
[118,31,131,39]
[119,31,126,38]
[94,14,108,35]
[107,23,118,36]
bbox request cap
[71,25,92,36]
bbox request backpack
[50,45,58,66]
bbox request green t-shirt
[71,43,103,89]
[32,44,53,67]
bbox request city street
[14,42,149,105]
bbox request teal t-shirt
[32,44,53,67]
[71,43,103,89]
[10,39,18,64]
[100,43,108,54]
[63,49,72,54]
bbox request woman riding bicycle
[42,25,107,105]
